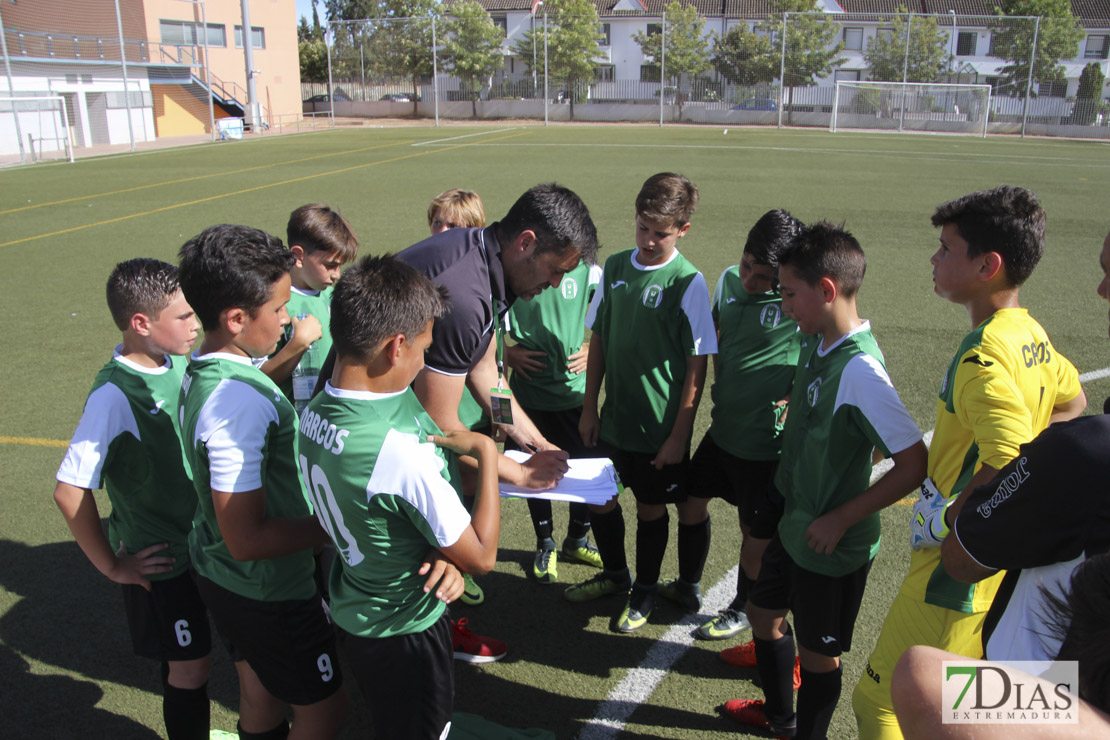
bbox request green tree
[764,0,845,121]
[712,23,776,88]
[1073,61,1105,124]
[511,0,601,120]
[632,0,712,117]
[443,1,506,118]
[299,8,329,83]
[863,8,948,83]
[990,0,1083,96]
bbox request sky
[295,0,322,25]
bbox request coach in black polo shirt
[408,183,599,488]
[940,413,1110,662]
[317,183,599,489]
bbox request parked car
[733,98,778,112]
[380,93,420,102]
[303,90,351,103]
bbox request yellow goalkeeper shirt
[905,308,1081,613]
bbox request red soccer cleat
[720,698,794,738]
[452,618,508,664]
[720,640,802,690]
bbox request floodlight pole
[199,1,215,142]
[0,7,27,163]
[240,0,261,129]
[325,22,335,127]
[432,17,440,127]
[777,13,787,128]
[658,11,666,126]
[543,13,548,126]
[1020,17,1039,139]
[948,10,956,73]
[899,13,912,132]
[532,2,543,98]
[114,0,137,151]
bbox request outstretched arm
[212,488,329,561]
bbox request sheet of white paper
[499,450,620,504]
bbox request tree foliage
[511,0,601,120]
[632,0,712,111]
[299,9,328,82]
[759,0,844,119]
[990,0,1083,96]
[442,1,506,118]
[712,23,776,87]
[863,8,948,83]
[1073,61,1105,123]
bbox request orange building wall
[142,0,302,122]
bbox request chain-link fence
[316,10,1110,138]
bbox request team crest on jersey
[642,284,664,308]
[807,377,823,406]
[760,305,782,329]
[561,278,579,300]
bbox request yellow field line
[0,435,67,448]
[0,130,532,249]
[0,139,412,216]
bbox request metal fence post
[1020,16,1040,138]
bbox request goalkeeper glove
[910,478,952,551]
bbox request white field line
[1080,366,1110,383]
[410,128,518,146]
[457,140,1110,169]
[579,366,1108,736]
[578,565,740,740]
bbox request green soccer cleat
[460,572,484,605]
[561,535,604,569]
[564,570,631,602]
[696,607,751,640]
[533,545,558,584]
[615,582,656,633]
[658,577,703,613]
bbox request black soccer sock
[753,629,797,732]
[237,719,290,740]
[677,515,710,585]
[635,511,669,586]
[591,504,627,574]
[527,497,555,544]
[566,502,592,540]
[163,681,210,740]
[734,569,752,611]
[796,664,842,740]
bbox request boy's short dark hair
[106,258,180,331]
[330,254,448,362]
[495,183,599,266]
[745,209,805,268]
[178,224,294,331]
[286,204,359,262]
[635,172,699,228]
[779,221,867,298]
[931,185,1045,287]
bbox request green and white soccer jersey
[508,261,602,412]
[298,384,469,638]
[180,352,317,602]
[587,248,717,454]
[273,286,333,413]
[774,323,922,577]
[56,350,195,580]
[707,265,801,461]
